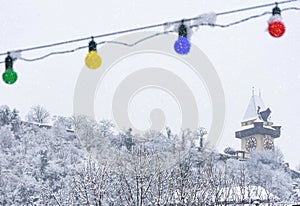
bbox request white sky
[1,0,300,168]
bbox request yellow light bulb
[85,50,102,69]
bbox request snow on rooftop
[239,124,255,131]
[243,95,267,122]
[264,125,277,131]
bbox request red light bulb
[268,4,285,38]
[268,20,285,38]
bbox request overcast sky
[1,0,300,168]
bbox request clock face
[246,136,257,152]
[264,136,274,150]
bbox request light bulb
[268,19,285,38]
[3,68,17,84]
[174,20,191,55]
[268,4,285,38]
[3,54,17,85]
[85,50,102,69]
[174,36,191,55]
[85,37,102,69]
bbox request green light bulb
[3,68,17,84]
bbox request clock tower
[235,90,281,153]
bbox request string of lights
[1,0,299,84]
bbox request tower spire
[259,88,261,97]
[252,86,255,96]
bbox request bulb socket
[272,4,281,16]
[178,20,188,37]
[88,37,97,52]
[5,55,13,70]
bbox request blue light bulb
[174,36,191,55]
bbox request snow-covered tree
[0,105,298,205]
[0,105,21,133]
[27,105,50,124]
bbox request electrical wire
[215,0,298,16]
[16,31,172,62]
[198,6,300,29]
[282,6,300,11]
[0,0,299,65]
[190,11,272,29]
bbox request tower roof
[242,94,267,122]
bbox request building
[235,90,281,156]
